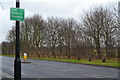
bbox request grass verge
[1,55,119,68]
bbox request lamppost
[14,0,21,80]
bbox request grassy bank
[1,55,119,68]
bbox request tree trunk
[52,45,55,58]
[96,42,101,59]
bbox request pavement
[1,56,119,80]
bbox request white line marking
[83,74,103,78]
[21,72,26,75]
[3,66,26,76]
[83,74,115,78]
[100,75,115,78]
[10,68,26,75]
[93,74,116,78]
[2,72,14,78]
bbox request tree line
[2,6,119,59]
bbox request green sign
[10,8,24,21]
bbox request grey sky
[0,0,119,43]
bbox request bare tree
[46,17,59,57]
[82,6,118,59]
[101,7,117,59]
[82,8,102,58]
[20,14,45,56]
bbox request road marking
[93,74,116,78]
[21,72,26,75]
[2,72,14,78]
[100,75,115,78]
[83,74,103,78]
[10,68,26,75]
[83,74,115,78]
[3,66,26,76]
[10,68,15,73]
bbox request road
[1,56,119,80]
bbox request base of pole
[14,58,21,80]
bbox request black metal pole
[14,0,21,80]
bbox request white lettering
[11,12,23,15]
[11,15,23,18]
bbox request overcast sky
[0,0,119,43]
